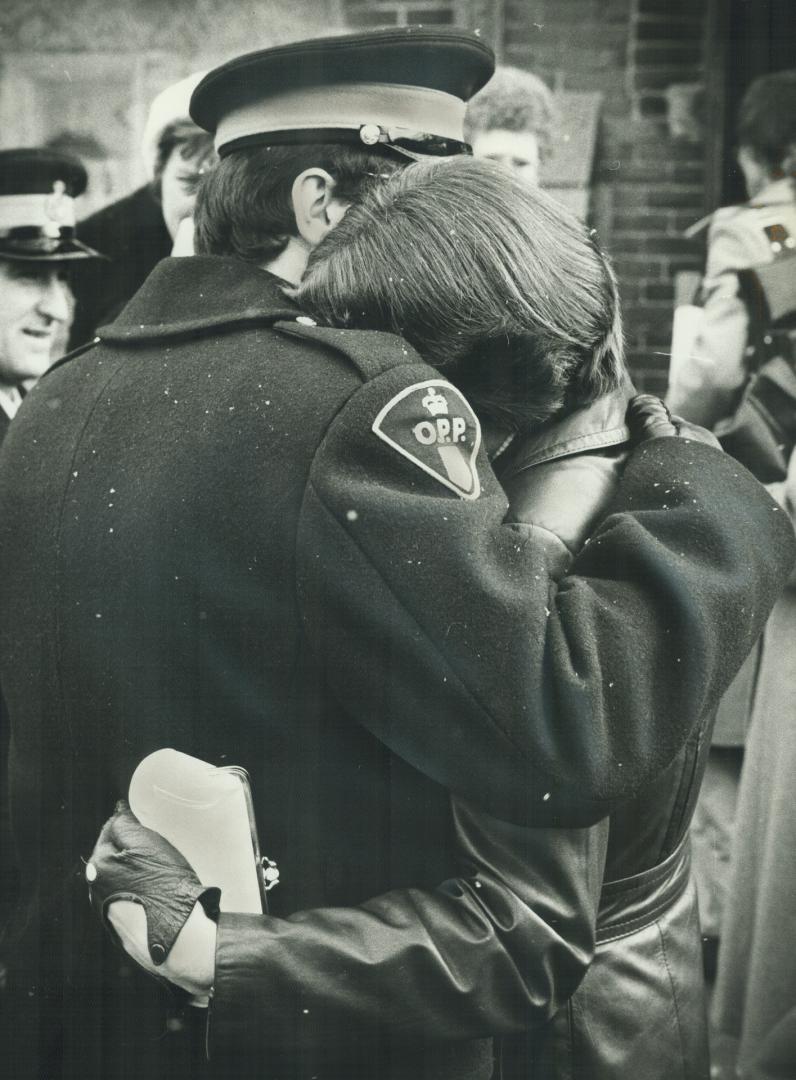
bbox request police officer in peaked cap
[0,149,103,982]
[0,29,792,1080]
[0,148,102,441]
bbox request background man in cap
[0,148,101,442]
[0,145,103,1000]
[0,29,793,1080]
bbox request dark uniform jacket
[496,392,714,1080]
[0,256,792,1080]
[68,184,172,349]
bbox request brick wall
[501,0,712,392]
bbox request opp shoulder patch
[372,380,481,500]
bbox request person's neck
[261,236,310,286]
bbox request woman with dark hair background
[293,156,717,1080]
[69,73,217,349]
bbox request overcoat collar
[499,383,634,478]
[99,256,301,343]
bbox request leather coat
[497,389,711,1080]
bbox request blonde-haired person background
[294,156,737,1080]
[465,65,557,185]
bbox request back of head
[737,69,796,177]
[191,28,494,263]
[295,157,625,431]
[194,142,399,264]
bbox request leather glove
[86,800,221,966]
[626,394,721,448]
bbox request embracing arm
[298,357,796,826]
[92,802,607,1068]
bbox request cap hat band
[215,81,466,154]
[0,191,76,234]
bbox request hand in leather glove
[87,801,220,991]
[626,394,721,448]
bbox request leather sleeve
[208,800,608,1065]
[297,361,796,826]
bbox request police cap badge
[0,148,103,262]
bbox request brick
[611,237,649,254]
[645,282,675,302]
[633,44,703,66]
[669,163,705,184]
[563,67,625,93]
[634,65,702,90]
[611,256,670,279]
[603,115,672,144]
[636,19,704,41]
[608,186,656,209]
[345,7,399,25]
[638,0,706,15]
[613,212,671,233]
[668,258,707,276]
[650,236,696,254]
[616,281,645,303]
[622,305,676,330]
[646,186,704,209]
[406,6,455,23]
[668,210,706,233]
[607,161,670,183]
[503,0,544,21]
[638,94,668,117]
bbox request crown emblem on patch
[422,386,449,417]
[372,379,481,500]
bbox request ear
[291,168,350,247]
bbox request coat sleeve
[208,801,608,1070]
[296,360,796,827]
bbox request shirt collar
[0,381,24,420]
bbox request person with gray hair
[466,64,557,184]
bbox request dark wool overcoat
[0,256,792,1080]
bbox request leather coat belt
[596,835,691,945]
